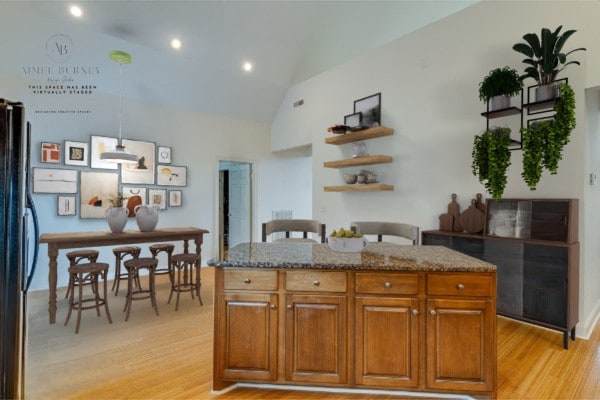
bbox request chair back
[351,221,419,245]
[262,219,326,243]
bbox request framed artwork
[57,195,76,216]
[64,140,89,166]
[122,186,147,217]
[354,92,381,128]
[41,142,60,164]
[90,136,118,170]
[169,190,182,207]
[121,139,156,184]
[148,189,167,210]
[33,168,77,193]
[157,165,187,187]
[79,171,119,219]
[157,146,171,164]
[344,112,362,128]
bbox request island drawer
[223,269,278,291]
[286,270,347,292]
[355,272,419,295]
[427,273,493,297]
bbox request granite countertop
[208,242,495,273]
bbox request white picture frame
[90,136,118,170]
[33,168,78,194]
[156,165,187,187]
[169,190,182,207]
[57,195,76,216]
[148,189,167,210]
[64,140,89,166]
[79,171,119,219]
[157,146,171,164]
[121,139,156,184]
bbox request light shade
[99,144,137,164]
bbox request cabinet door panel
[285,294,347,384]
[355,296,419,388]
[217,293,278,381]
[427,298,494,392]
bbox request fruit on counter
[329,227,363,238]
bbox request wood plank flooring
[25,267,600,399]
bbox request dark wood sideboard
[423,198,579,349]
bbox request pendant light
[100,50,137,164]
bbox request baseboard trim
[577,298,600,340]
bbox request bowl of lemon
[327,227,368,252]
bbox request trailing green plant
[472,127,512,200]
[478,66,523,102]
[512,26,586,85]
[110,192,125,207]
[520,82,576,189]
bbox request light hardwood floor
[26,267,599,399]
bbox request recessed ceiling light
[70,5,82,17]
[171,38,182,49]
[243,62,253,72]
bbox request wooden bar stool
[64,262,112,334]
[112,246,141,296]
[123,257,159,321]
[169,253,202,311]
[65,249,99,299]
[149,243,175,281]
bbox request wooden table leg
[48,244,58,324]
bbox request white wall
[271,1,600,335]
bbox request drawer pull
[384,282,391,288]
[244,278,251,284]
[313,280,320,287]
[286,304,292,310]
[412,309,419,316]
[269,304,277,310]
[430,310,437,316]
[456,283,465,290]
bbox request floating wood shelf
[324,184,394,192]
[480,107,521,119]
[324,155,392,169]
[325,126,393,145]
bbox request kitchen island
[210,242,496,398]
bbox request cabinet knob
[430,310,437,316]
[412,309,419,315]
[244,278,251,284]
[313,280,320,287]
[384,282,391,288]
[286,304,292,310]
[456,283,465,290]
[269,304,277,310]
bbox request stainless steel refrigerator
[0,99,39,400]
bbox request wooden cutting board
[459,200,485,234]
[448,193,462,232]
[439,213,454,231]
[475,193,486,214]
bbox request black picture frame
[353,92,381,128]
[344,112,362,128]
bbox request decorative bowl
[344,174,358,184]
[327,236,368,252]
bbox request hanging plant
[472,127,512,200]
[520,82,576,189]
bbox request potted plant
[479,66,523,111]
[471,127,512,200]
[512,25,586,101]
[521,82,576,189]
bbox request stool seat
[64,262,112,334]
[67,249,99,259]
[123,257,159,321]
[149,243,175,252]
[111,246,141,296]
[65,249,99,299]
[169,253,202,311]
[149,243,175,278]
[113,246,142,255]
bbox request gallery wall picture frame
[157,146,171,164]
[353,92,381,128]
[156,165,187,187]
[80,171,119,219]
[90,136,119,170]
[169,190,182,207]
[33,168,78,194]
[121,186,147,217]
[57,195,76,216]
[121,139,156,184]
[41,142,60,164]
[64,140,89,166]
[148,189,167,210]
[344,112,362,128]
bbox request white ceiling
[0,1,477,123]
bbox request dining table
[39,226,209,324]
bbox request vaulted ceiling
[0,1,476,123]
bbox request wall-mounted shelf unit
[324,184,394,192]
[325,126,393,145]
[324,155,392,169]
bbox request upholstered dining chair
[262,219,326,243]
[350,221,420,245]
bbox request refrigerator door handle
[24,192,39,292]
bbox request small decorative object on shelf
[327,227,367,252]
[344,174,357,184]
[478,66,523,111]
[354,93,381,129]
[327,124,352,134]
[352,141,368,158]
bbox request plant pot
[105,207,129,233]
[535,83,558,102]
[134,205,159,232]
[490,94,510,111]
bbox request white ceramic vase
[106,207,129,233]
[490,94,510,111]
[134,205,159,232]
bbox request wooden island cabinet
[211,243,497,398]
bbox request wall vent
[293,99,304,108]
